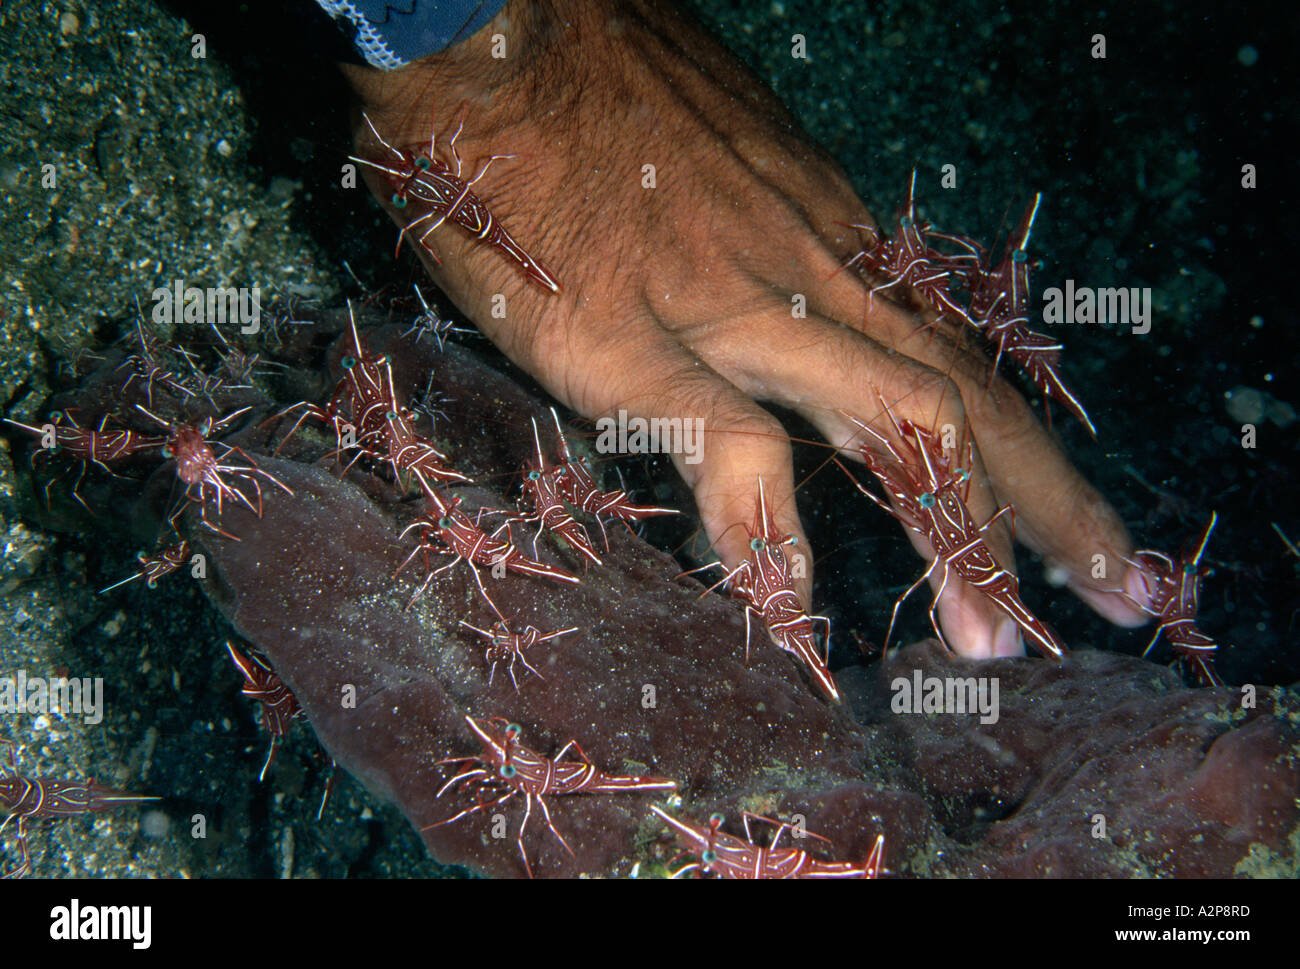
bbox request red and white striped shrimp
[99,540,192,593]
[352,111,560,293]
[457,618,579,691]
[1124,512,1223,686]
[519,416,601,566]
[427,716,675,877]
[396,486,579,616]
[650,805,884,879]
[544,408,678,549]
[689,478,839,703]
[966,196,1096,436]
[0,741,158,878]
[3,410,163,510]
[845,168,976,325]
[225,641,306,781]
[136,404,294,542]
[842,399,1066,660]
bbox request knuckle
[635,358,723,418]
[706,398,789,460]
[908,369,967,432]
[1056,472,1121,536]
[967,373,1039,442]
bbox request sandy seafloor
[0,0,1295,877]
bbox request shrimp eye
[499,764,517,779]
[919,492,936,509]
[750,538,766,552]
[955,468,971,482]
[708,812,725,825]
[438,517,453,529]
[160,446,173,459]
[146,578,158,590]
[1013,248,1028,264]
[390,193,407,209]
[505,723,522,737]
[415,156,431,170]
[900,216,913,230]
[527,470,541,480]
[701,849,718,865]
[341,356,356,370]
[386,411,398,421]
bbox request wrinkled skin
[342,0,1151,657]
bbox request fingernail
[1123,563,1153,613]
[1064,563,1150,628]
[992,616,1025,658]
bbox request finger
[591,350,811,607]
[820,272,1148,628]
[705,305,1025,657]
[962,381,1148,625]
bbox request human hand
[342,0,1150,658]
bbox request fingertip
[1065,563,1151,628]
[687,462,814,609]
[992,616,1025,658]
[1123,560,1154,612]
[934,580,1024,659]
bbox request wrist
[342,0,597,116]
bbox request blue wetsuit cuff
[315,1,509,69]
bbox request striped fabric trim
[314,0,508,69]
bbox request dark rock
[856,640,1300,877]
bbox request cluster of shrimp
[847,170,1095,436]
[4,314,293,569]
[267,302,567,691]
[837,173,1227,681]
[447,402,678,694]
[265,304,675,698]
[425,717,885,879]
